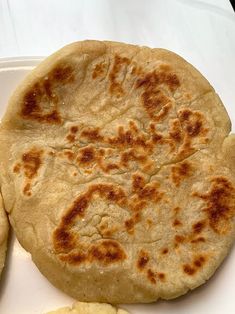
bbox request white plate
[0,57,235,314]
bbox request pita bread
[0,40,235,303]
[0,193,8,277]
[45,301,129,314]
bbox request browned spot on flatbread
[13,163,21,173]
[171,161,193,187]
[60,252,87,264]
[136,69,180,92]
[23,183,32,196]
[81,127,104,142]
[60,240,126,265]
[137,250,150,270]
[66,134,76,143]
[174,235,186,248]
[54,229,76,253]
[22,148,43,179]
[92,62,106,79]
[21,63,74,124]
[131,173,163,204]
[63,151,75,161]
[89,240,126,264]
[125,213,141,234]
[191,237,205,244]
[183,255,207,276]
[169,119,183,142]
[158,272,166,282]
[192,220,206,234]
[136,69,180,121]
[147,269,156,284]
[161,248,168,255]
[120,150,147,167]
[173,219,182,227]
[108,125,150,150]
[193,177,235,234]
[54,184,127,255]
[109,55,130,96]
[77,147,96,164]
[179,108,208,138]
[70,126,78,134]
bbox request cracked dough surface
[0,40,235,303]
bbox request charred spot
[109,55,130,96]
[67,134,76,143]
[108,125,149,150]
[22,148,43,179]
[193,177,235,234]
[161,248,169,255]
[130,200,147,212]
[21,84,61,123]
[20,64,71,125]
[60,252,87,265]
[125,212,141,234]
[81,127,104,142]
[50,63,74,83]
[175,235,185,244]
[193,220,206,234]
[53,229,76,252]
[63,151,75,161]
[158,272,166,282]
[169,119,183,142]
[173,219,182,227]
[136,70,180,92]
[141,89,171,121]
[174,206,181,214]
[70,126,78,134]
[78,147,95,164]
[136,69,179,121]
[13,163,21,173]
[183,264,196,275]
[132,174,146,192]
[92,62,106,79]
[147,269,156,284]
[23,183,31,196]
[179,109,208,138]
[183,255,207,275]
[89,240,126,264]
[152,133,163,143]
[191,237,205,244]
[138,185,161,202]
[62,195,89,226]
[175,235,185,247]
[171,161,193,187]
[104,163,119,172]
[137,250,150,270]
[120,150,147,167]
[193,255,206,268]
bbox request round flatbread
[0,193,8,277]
[0,41,235,303]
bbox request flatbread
[0,193,8,277]
[0,40,235,303]
[45,301,129,314]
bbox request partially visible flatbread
[0,193,8,277]
[45,301,129,314]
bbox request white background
[0,1,235,313]
[0,0,234,125]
